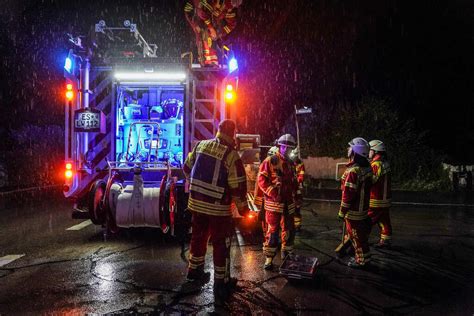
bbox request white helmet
[348,137,369,158]
[267,146,279,156]
[369,140,386,152]
[277,134,296,148]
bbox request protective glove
[337,209,345,221]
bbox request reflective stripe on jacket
[370,155,392,208]
[183,132,247,216]
[338,162,372,220]
[258,152,297,214]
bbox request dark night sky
[0,0,473,173]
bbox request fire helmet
[267,146,279,156]
[348,137,369,158]
[369,140,386,152]
[277,134,296,148]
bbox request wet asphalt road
[0,195,473,315]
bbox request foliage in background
[300,96,451,191]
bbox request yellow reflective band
[345,182,357,189]
[228,176,246,185]
[189,255,205,262]
[189,184,223,199]
[204,19,211,25]
[190,178,225,193]
[341,202,350,208]
[224,26,231,33]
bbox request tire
[88,180,106,225]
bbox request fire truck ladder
[190,76,220,147]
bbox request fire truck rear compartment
[115,83,185,169]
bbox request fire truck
[62,20,261,236]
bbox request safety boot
[214,278,237,305]
[263,257,274,270]
[186,269,211,284]
[281,250,292,260]
[347,257,366,269]
[374,239,392,249]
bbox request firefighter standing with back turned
[338,137,373,268]
[184,0,242,67]
[367,140,393,248]
[258,134,298,270]
[183,119,249,303]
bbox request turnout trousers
[345,218,371,265]
[188,212,233,285]
[263,208,295,258]
[368,207,392,241]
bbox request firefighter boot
[214,278,237,305]
[264,257,274,270]
[347,257,366,269]
[186,269,211,284]
[281,250,292,260]
[374,239,392,249]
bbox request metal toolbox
[279,253,319,280]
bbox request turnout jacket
[369,155,392,208]
[338,161,372,220]
[184,0,237,37]
[258,152,298,214]
[183,132,247,216]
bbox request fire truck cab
[63,20,250,236]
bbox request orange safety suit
[367,154,392,242]
[293,157,305,230]
[184,0,238,66]
[183,131,247,285]
[338,161,372,265]
[258,152,298,258]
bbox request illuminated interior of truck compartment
[115,84,184,167]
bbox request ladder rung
[194,99,217,103]
[194,119,215,123]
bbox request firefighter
[338,137,373,268]
[258,135,298,270]
[367,140,393,248]
[290,148,305,232]
[254,146,279,233]
[184,0,242,67]
[183,119,249,302]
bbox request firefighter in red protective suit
[367,140,393,248]
[254,146,279,234]
[338,137,373,268]
[183,119,248,302]
[290,148,305,232]
[184,0,242,67]
[258,135,298,270]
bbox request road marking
[0,254,25,267]
[66,220,93,231]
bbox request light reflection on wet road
[0,196,473,314]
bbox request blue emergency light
[228,57,238,73]
[64,57,72,73]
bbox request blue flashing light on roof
[64,57,72,73]
[228,57,238,73]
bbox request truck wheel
[88,180,106,225]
